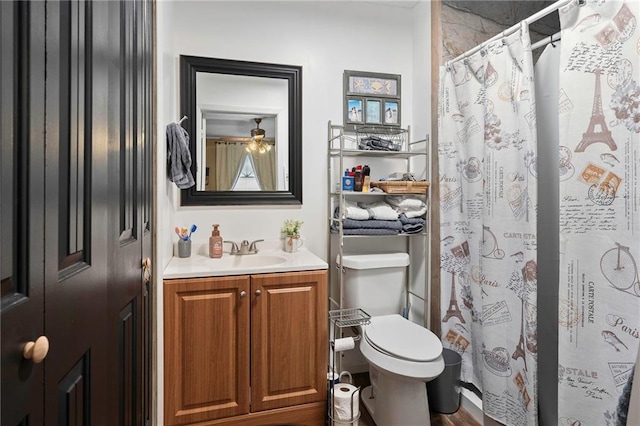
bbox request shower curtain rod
[531,31,562,50]
[446,0,575,66]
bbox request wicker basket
[371,181,430,194]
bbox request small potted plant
[281,219,303,253]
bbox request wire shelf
[329,308,371,328]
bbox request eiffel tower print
[575,67,617,152]
[442,271,466,323]
[512,301,527,371]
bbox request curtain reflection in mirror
[208,141,276,191]
[250,151,276,191]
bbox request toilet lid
[365,315,442,362]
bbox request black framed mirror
[179,55,302,205]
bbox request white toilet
[340,253,445,426]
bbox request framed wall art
[383,100,399,125]
[346,97,364,124]
[365,99,382,124]
[344,70,401,129]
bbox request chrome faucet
[248,239,264,253]
[224,239,263,255]
[224,240,240,255]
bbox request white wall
[156,1,430,423]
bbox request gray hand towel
[166,122,195,189]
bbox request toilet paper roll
[333,337,355,352]
[332,383,360,422]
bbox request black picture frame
[180,55,302,205]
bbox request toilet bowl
[359,314,444,426]
[337,253,444,424]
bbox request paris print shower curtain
[438,22,538,426]
[557,1,640,424]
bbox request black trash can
[426,348,462,414]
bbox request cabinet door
[251,271,328,412]
[164,276,250,425]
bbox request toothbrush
[188,224,197,240]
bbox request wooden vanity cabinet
[164,270,327,426]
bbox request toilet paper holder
[328,308,371,425]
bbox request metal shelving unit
[326,120,431,332]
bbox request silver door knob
[240,291,247,298]
[255,290,262,296]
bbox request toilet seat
[360,314,444,381]
[364,314,442,362]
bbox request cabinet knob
[255,289,262,296]
[23,336,50,363]
[240,291,246,298]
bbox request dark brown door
[1,2,47,424]
[104,0,154,424]
[1,0,153,424]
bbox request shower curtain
[557,1,640,424]
[439,22,539,426]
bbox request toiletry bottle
[209,224,223,258]
[354,165,363,191]
[342,169,354,191]
[362,165,371,192]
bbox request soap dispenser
[209,224,223,258]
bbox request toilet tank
[339,253,410,317]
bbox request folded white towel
[386,195,427,218]
[386,195,426,210]
[403,206,427,218]
[344,200,370,220]
[359,201,399,220]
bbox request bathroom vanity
[163,243,328,425]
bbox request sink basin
[230,255,287,268]
[198,254,287,269]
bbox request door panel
[0,1,46,424]
[251,271,328,412]
[106,0,153,424]
[57,352,90,425]
[164,277,251,425]
[44,0,110,423]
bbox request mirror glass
[196,73,288,192]
[180,56,302,205]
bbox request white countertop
[163,240,328,279]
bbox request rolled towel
[402,223,424,234]
[399,213,425,225]
[359,201,399,220]
[335,200,370,220]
